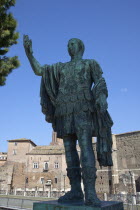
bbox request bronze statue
[23,35,113,207]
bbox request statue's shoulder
[87,59,102,69]
[58,61,71,70]
[57,61,67,68]
[82,59,99,67]
[82,59,98,64]
[53,62,64,67]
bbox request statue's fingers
[27,35,30,41]
[100,102,105,111]
[104,101,108,109]
[23,34,27,42]
[24,35,29,41]
[24,35,28,43]
[23,36,27,46]
[103,103,107,111]
[30,39,32,46]
[100,105,106,113]
[23,36,30,49]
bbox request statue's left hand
[95,94,108,113]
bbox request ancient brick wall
[27,153,64,173]
[0,161,14,190]
[116,131,140,170]
[113,131,140,194]
[7,141,35,163]
[0,152,7,166]
[0,160,6,167]
[12,162,69,192]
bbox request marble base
[33,200,124,210]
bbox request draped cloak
[40,60,113,167]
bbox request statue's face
[68,39,80,56]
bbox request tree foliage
[0,0,20,86]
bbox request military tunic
[41,59,102,138]
[40,59,113,166]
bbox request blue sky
[0,0,140,152]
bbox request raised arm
[23,35,43,76]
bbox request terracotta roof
[27,145,65,155]
[7,138,36,146]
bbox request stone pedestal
[33,200,124,210]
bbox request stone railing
[107,193,140,204]
[0,190,64,198]
[0,190,140,205]
[0,197,33,209]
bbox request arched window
[44,162,48,170]
[55,178,57,184]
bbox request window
[109,180,112,186]
[13,149,17,155]
[25,177,28,184]
[14,142,17,146]
[55,178,57,184]
[33,162,39,168]
[40,177,44,184]
[54,162,59,169]
[46,180,51,185]
[44,162,48,170]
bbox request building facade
[111,131,140,194]
[0,131,140,197]
[0,152,7,167]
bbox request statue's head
[68,38,85,57]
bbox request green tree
[0,0,20,86]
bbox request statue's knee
[79,142,92,152]
[65,145,75,155]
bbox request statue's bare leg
[75,111,101,207]
[63,135,80,168]
[58,135,84,203]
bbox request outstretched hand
[23,35,33,56]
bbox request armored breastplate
[59,60,91,93]
[55,60,94,116]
